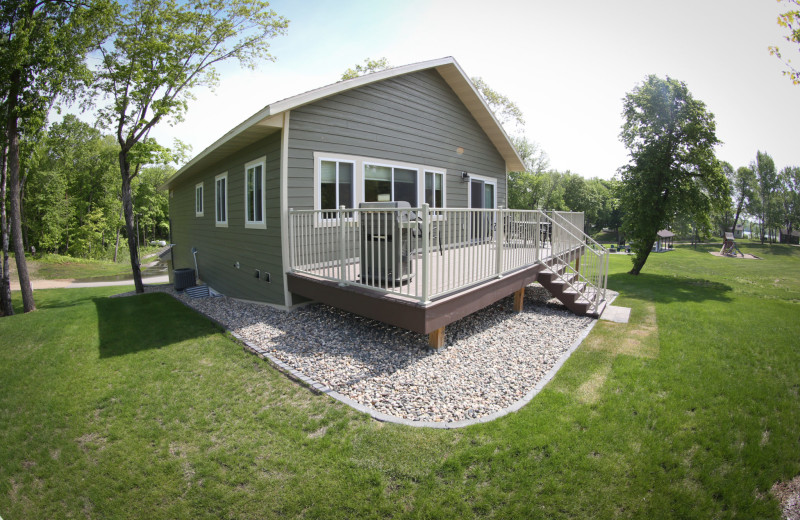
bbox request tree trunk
[1,145,13,316]
[119,150,143,293]
[629,244,653,275]
[113,204,123,263]
[6,70,35,312]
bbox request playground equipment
[720,232,744,257]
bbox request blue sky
[149,0,800,179]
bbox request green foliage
[779,165,800,231]
[769,0,800,85]
[618,75,726,274]
[22,117,173,259]
[95,0,289,150]
[471,76,525,133]
[341,57,391,80]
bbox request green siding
[287,68,507,211]
[169,133,284,304]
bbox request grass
[7,247,163,280]
[1,242,799,518]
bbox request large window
[244,156,266,229]
[364,164,418,206]
[320,159,354,218]
[195,182,204,217]
[425,171,444,208]
[215,172,228,227]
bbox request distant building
[779,228,800,245]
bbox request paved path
[11,275,169,291]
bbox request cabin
[162,57,609,347]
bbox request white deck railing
[288,205,607,309]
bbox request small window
[425,171,445,208]
[195,183,204,217]
[320,159,354,219]
[215,172,228,227]
[364,164,418,206]
[244,156,266,229]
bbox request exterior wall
[169,133,284,304]
[286,68,508,211]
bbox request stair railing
[540,211,609,314]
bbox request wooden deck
[287,243,585,347]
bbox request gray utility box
[359,201,416,285]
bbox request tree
[729,164,757,236]
[753,151,780,243]
[470,76,525,133]
[618,75,726,275]
[769,0,800,85]
[94,0,288,293]
[779,165,800,235]
[341,57,390,80]
[0,142,12,316]
[1,0,111,313]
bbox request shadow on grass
[608,272,734,304]
[94,292,219,358]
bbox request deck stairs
[537,267,606,317]
[536,213,609,318]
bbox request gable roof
[657,230,675,238]
[162,57,525,189]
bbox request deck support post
[428,327,445,349]
[513,287,525,313]
[574,254,581,274]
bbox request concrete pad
[600,305,631,323]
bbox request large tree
[729,164,757,236]
[1,0,111,313]
[753,151,780,243]
[769,0,800,85]
[618,75,727,275]
[94,0,288,293]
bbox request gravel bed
[132,284,611,423]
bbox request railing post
[421,203,430,303]
[535,210,540,261]
[496,206,504,278]
[288,208,294,271]
[338,205,346,285]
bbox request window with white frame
[425,171,444,208]
[195,182,204,217]
[244,156,266,228]
[364,164,418,206]
[215,172,228,227]
[320,159,354,218]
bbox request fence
[288,205,605,308]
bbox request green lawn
[8,249,164,280]
[1,242,798,518]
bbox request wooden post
[513,287,525,313]
[428,327,445,349]
[574,254,581,273]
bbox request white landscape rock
[143,284,610,424]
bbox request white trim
[244,156,267,229]
[315,156,357,219]
[424,169,447,209]
[363,161,420,206]
[214,172,228,227]
[311,152,447,226]
[468,173,498,209]
[280,112,292,307]
[195,182,204,217]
